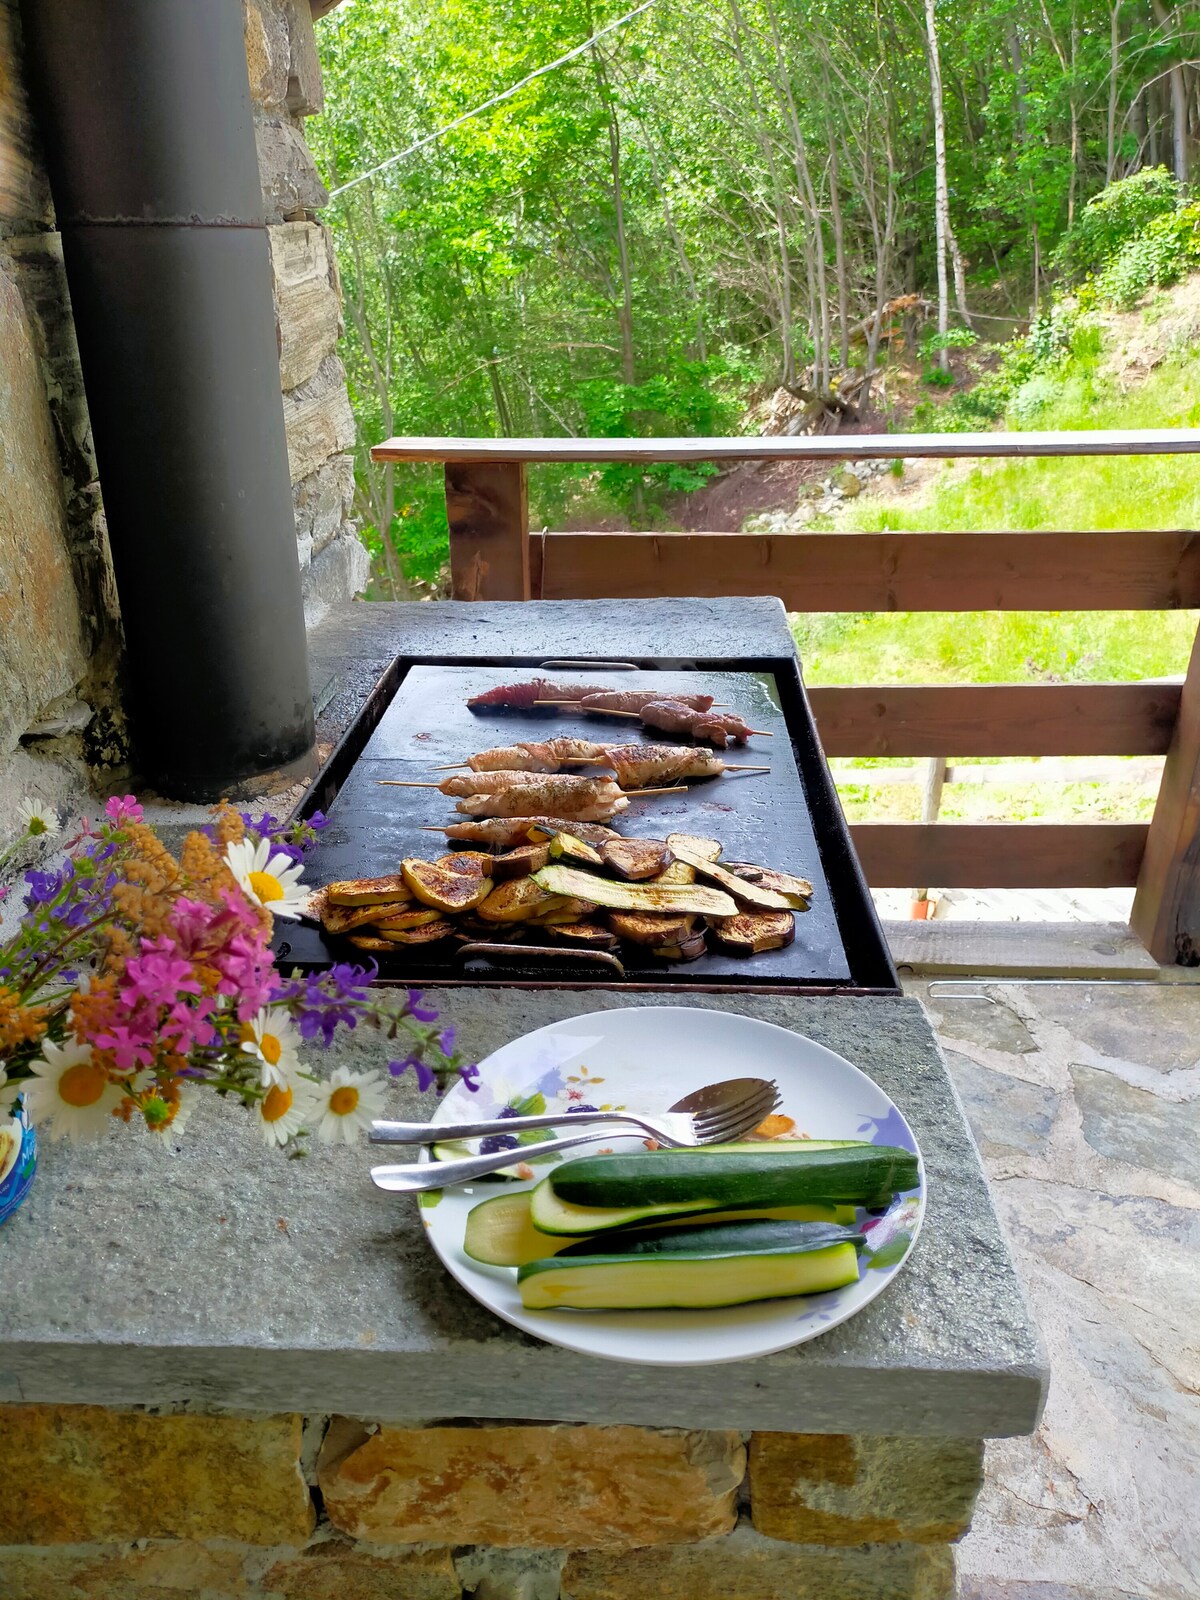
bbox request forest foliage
[309,0,1200,590]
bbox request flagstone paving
[910,979,1200,1600]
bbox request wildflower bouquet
[0,795,474,1154]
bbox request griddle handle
[454,941,626,977]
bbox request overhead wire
[327,0,662,200]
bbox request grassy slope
[789,286,1200,823]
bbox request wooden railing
[371,429,1200,965]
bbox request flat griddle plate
[277,666,852,985]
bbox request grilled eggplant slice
[489,843,551,880]
[477,878,564,922]
[607,910,696,947]
[711,910,796,955]
[534,864,736,917]
[530,896,599,925]
[326,874,413,907]
[322,900,409,935]
[439,850,496,877]
[402,856,494,913]
[654,858,696,886]
[524,819,621,848]
[665,833,723,864]
[601,837,672,881]
[748,867,813,902]
[375,917,456,944]
[548,922,620,950]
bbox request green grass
[787,309,1200,823]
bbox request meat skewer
[377,772,685,821]
[596,744,770,787]
[436,737,614,773]
[466,679,609,710]
[535,695,770,746]
[424,817,623,848]
[535,688,715,715]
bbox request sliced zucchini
[533,864,736,917]
[557,1217,864,1258]
[518,1222,864,1310]
[668,842,798,911]
[464,1190,858,1267]
[546,830,606,867]
[549,1145,919,1214]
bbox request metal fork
[369,1076,781,1193]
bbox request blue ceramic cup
[0,1101,37,1226]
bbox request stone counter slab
[0,992,1046,1437]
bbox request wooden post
[1131,628,1200,964]
[911,755,947,916]
[443,461,530,601]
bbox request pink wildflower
[120,939,201,1009]
[105,795,144,826]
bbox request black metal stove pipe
[18,0,315,800]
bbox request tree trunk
[924,0,951,369]
[1150,0,1189,182]
[1107,3,1122,182]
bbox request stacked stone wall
[0,1405,983,1599]
[0,0,367,828]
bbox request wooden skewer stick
[434,762,470,770]
[624,785,688,798]
[721,764,771,772]
[534,699,640,716]
[377,780,444,788]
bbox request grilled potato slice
[439,850,496,877]
[601,837,671,881]
[534,865,736,917]
[402,856,494,912]
[477,877,564,922]
[546,830,606,867]
[711,910,796,955]
[652,932,708,962]
[348,933,398,954]
[665,833,722,864]
[489,842,551,880]
[323,900,410,935]
[607,910,697,947]
[548,922,620,950]
[667,842,796,911]
[326,874,413,907]
[373,907,446,931]
[654,858,696,886]
[375,917,456,944]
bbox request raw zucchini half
[466,1189,856,1267]
[518,1221,865,1311]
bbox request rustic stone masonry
[0,1406,982,1599]
[243,0,369,629]
[0,0,367,822]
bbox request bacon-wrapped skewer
[599,744,769,787]
[467,679,607,710]
[640,701,757,748]
[427,816,623,848]
[572,688,715,715]
[444,737,614,773]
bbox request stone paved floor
[909,979,1200,1600]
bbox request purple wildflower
[389,1056,437,1092]
[407,989,439,1023]
[437,1025,456,1055]
[458,1062,481,1092]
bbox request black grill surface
[277,665,857,985]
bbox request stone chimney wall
[0,0,367,823]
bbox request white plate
[419,1006,924,1365]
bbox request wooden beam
[372,427,1200,463]
[443,461,530,602]
[884,920,1165,978]
[1132,626,1200,963]
[809,682,1183,757]
[850,822,1148,887]
[536,530,1200,610]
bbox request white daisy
[23,1037,122,1143]
[16,797,59,838]
[257,1077,318,1148]
[239,1007,303,1089]
[314,1067,386,1145]
[223,837,307,920]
